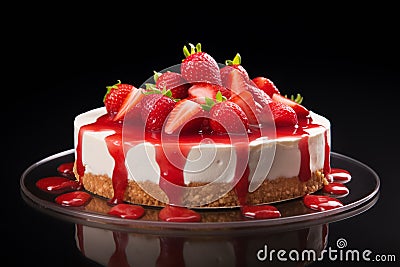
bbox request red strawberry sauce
[57,162,75,177]
[158,205,201,222]
[303,194,343,211]
[326,168,352,183]
[55,191,92,207]
[34,111,351,221]
[108,203,145,219]
[36,177,81,192]
[323,182,349,196]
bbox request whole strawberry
[260,101,298,127]
[103,80,134,117]
[154,71,190,99]
[220,53,249,85]
[181,43,222,85]
[252,76,281,97]
[141,92,176,131]
[209,100,249,134]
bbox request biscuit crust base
[75,165,327,208]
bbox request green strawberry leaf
[215,91,227,103]
[103,80,122,102]
[285,93,303,104]
[225,53,241,66]
[201,97,215,111]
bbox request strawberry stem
[215,91,226,102]
[285,93,304,104]
[225,53,241,66]
[183,45,191,58]
[143,86,177,101]
[195,43,201,52]
[103,80,121,102]
[200,91,226,111]
[153,71,161,82]
[183,43,202,58]
[201,97,215,111]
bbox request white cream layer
[74,107,330,192]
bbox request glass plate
[20,149,380,235]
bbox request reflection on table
[75,223,328,267]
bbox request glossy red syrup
[327,168,352,183]
[275,125,323,182]
[57,162,75,177]
[36,177,81,192]
[108,203,145,219]
[323,182,349,196]
[158,205,201,222]
[155,143,188,205]
[76,114,128,204]
[233,152,283,219]
[156,237,185,267]
[76,115,116,177]
[323,131,331,175]
[55,191,92,207]
[235,165,250,206]
[298,135,311,182]
[303,194,343,211]
[105,133,128,205]
[75,224,85,255]
[108,231,130,267]
[233,142,250,206]
[241,205,281,219]
[76,111,332,213]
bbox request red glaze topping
[158,205,201,222]
[303,194,343,211]
[55,191,92,207]
[323,182,349,196]
[36,177,80,193]
[327,168,352,183]
[241,205,281,219]
[57,162,75,177]
[108,203,145,219]
[108,231,130,267]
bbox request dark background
[6,5,399,266]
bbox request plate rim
[20,149,380,234]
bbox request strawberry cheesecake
[73,43,331,208]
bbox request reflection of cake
[75,224,328,267]
[73,43,331,208]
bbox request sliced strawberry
[261,101,298,127]
[272,93,309,119]
[209,101,249,134]
[188,83,230,104]
[164,99,203,134]
[224,69,272,108]
[247,83,272,107]
[181,43,222,85]
[154,71,190,99]
[252,76,281,97]
[181,109,210,134]
[223,68,248,95]
[113,87,145,121]
[229,90,259,126]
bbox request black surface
[7,6,399,266]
